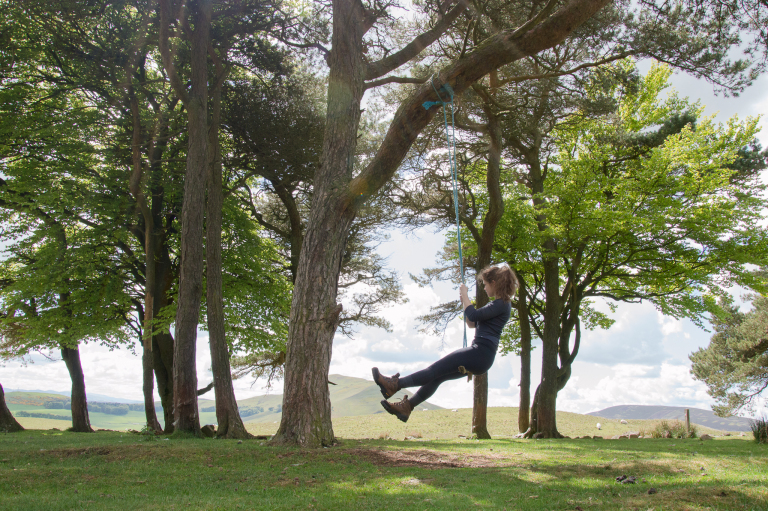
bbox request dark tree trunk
[153,331,175,432]
[519,384,540,438]
[516,276,532,433]
[206,84,251,439]
[61,346,93,433]
[273,0,609,446]
[0,383,23,432]
[470,96,504,440]
[471,374,490,437]
[271,0,367,447]
[170,0,212,436]
[142,343,163,433]
[536,251,564,438]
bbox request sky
[2,62,768,420]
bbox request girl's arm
[460,284,475,328]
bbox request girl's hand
[459,283,468,298]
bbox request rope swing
[423,77,467,348]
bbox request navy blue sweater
[464,299,512,347]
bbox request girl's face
[482,279,495,298]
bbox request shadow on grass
[1,431,765,510]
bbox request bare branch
[364,75,427,89]
[365,0,469,80]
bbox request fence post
[685,409,690,434]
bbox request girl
[372,265,517,422]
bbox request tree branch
[364,0,469,80]
[348,0,612,207]
[364,76,427,90]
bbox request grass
[244,407,741,441]
[2,411,765,511]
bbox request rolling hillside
[5,374,442,430]
[588,405,753,432]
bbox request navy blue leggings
[399,338,497,408]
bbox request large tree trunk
[61,346,93,433]
[516,276,532,433]
[271,0,366,447]
[273,0,609,446]
[171,0,211,436]
[206,84,251,439]
[142,342,163,433]
[0,383,24,432]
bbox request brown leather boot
[381,396,413,423]
[372,367,400,398]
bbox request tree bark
[142,342,163,433]
[0,383,24,432]
[153,331,175,432]
[470,92,504,440]
[171,0,212,436]
[516,276,531,433]
[275,0,610,446]
[206,83,252,439]
[61,345,93,433]
[271,0,367,447]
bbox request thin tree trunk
[471,98,504,440]
[472,374,490,437]
[537,252,563,438]
[206,83,251,439]
[171,0,212,436]
[517,276,531,433]
[61,346,93,433]
[0,383,24,432]
[520,383,540,438]
[142,342,163,433]
[153,331,174,432]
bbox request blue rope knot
[423,76,467,348]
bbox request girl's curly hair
[478,265,518,302]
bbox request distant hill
[588,405,752,432]
[5,374,441,429]
[235,374,442,424]
[5,389,141,404]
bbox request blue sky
[3,65,767,420]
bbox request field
[2,408,766,511]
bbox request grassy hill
[588,405,752,432]
[4,374,442,431]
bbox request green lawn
[1,427,765,510]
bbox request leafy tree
[691,285,768,417]
[498,63,768,437]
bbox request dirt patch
[343,448,509,469]
[46,446,113,458]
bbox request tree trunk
[470,100,504,440]
[536,252,564,438]
[142,343,163,433]
[153,331,174,432]
[0,383,24,432]
[61,346,93,433]
[206,84,251,439]
[519,383,540,438]
[152,241,176,432]
[172,0,211,437]
[516,276,531,433]
[472,374,490,438]
[271,0,366,447]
